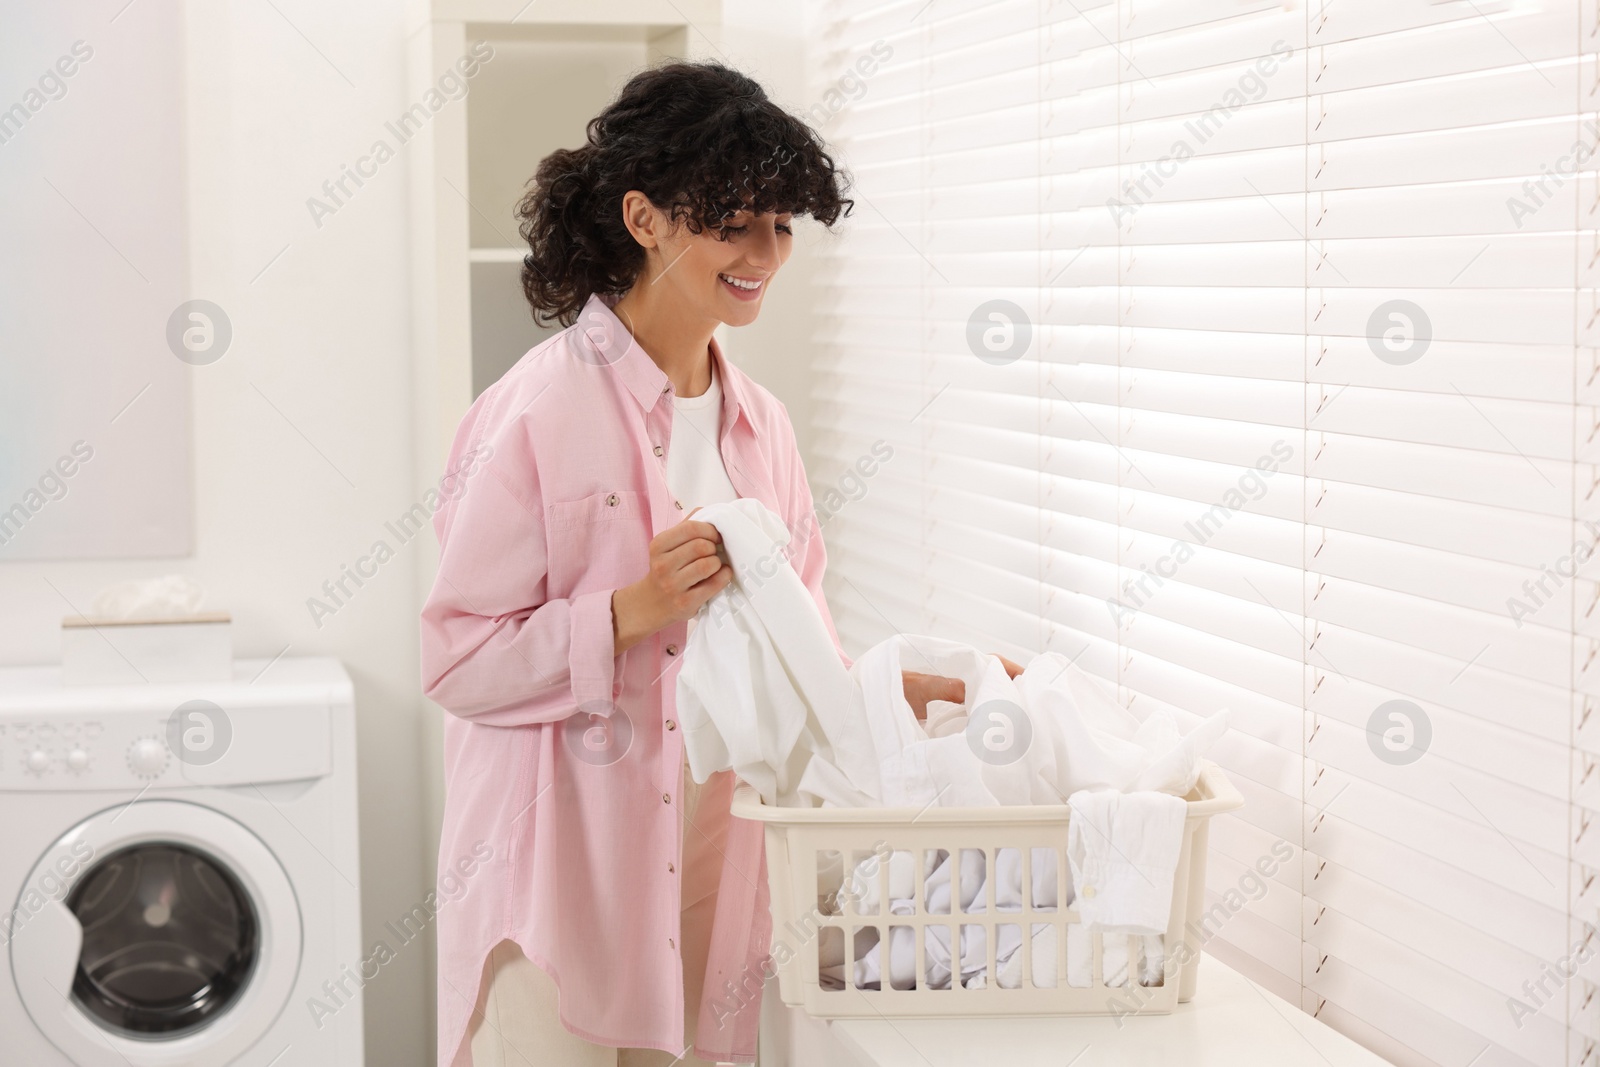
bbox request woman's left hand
[901,652,1025,720]
[902,670,963,721]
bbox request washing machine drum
[67,841,260,1036]
[12,801,304,1067]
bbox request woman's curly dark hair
[516,61,853,327]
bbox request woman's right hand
[611,508,733,654]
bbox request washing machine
[0,656,364,1066]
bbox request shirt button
[666,719,676,730]
[674,500,684,510]
[663,792,671,804]
[1082,885,1097,898]
[653,445,664,457]
[666,644,679,656]
[668,861,675,873]
[662,384,671,394]
[669,937,675,949]
[606,493,619,506]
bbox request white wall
[1,1,434,1063]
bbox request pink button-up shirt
[420,292,850,1066]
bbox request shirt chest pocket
[544,488,653,596]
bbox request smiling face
[621,194,794,329]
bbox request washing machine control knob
[127,737,169,778]
[67,748,90,772]
[25,749,49,774]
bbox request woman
[419,62,1003,1067]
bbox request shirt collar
[577,291,751,430]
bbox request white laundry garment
[825,841,1170,992]
[843,908,1065,992]
[829,849,965,990]
[1003,845,1066,909]
[679,522,1227,810]
[848,633,1058,809]
[1015,653,1230,798]
[838,635,968,808]
[677,510,1035,809]
[837,844,1163,991]
[674,499,880,806]
[1066,789,1188,936]
[842,849,919,915]
[966,846,1065,990]
[922,698,967,738]
[841,846,1065,991]
[1139,934,1165,986]
[842,916,993,992]
[1065,927,1165,988]
[993,923,1059,989]
[835,637,1226,814]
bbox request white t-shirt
[667,360,738,654]
[666,359,739,511]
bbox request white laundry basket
[730,761,1243,1019]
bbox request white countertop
[773,955,1395,1067]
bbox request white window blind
[803,2,1598,1065]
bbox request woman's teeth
[719,273,763,291]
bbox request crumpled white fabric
[849,633,1029,808]
[674,498,880,807]
[1014,653,1230,798]
[845,638,1230,810]
[820,847,1061,991]
[821,846,1166,991]
[681,531,1230,808]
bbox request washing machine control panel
[0,716,171,787]
[0,698,331,791]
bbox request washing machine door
[9,800,303,1067]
